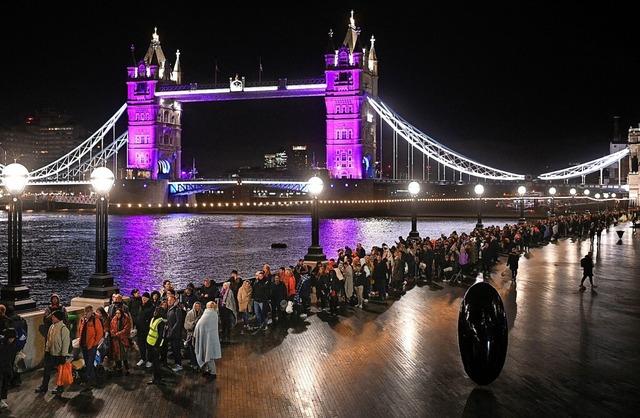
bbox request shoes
[592,285,598,288]
[124,370,130,376]
[263,325,268,331]
[171,364,184,372]
[34,387,47,394]
[51,387,64,395]
[579,285,586,290]
[0,400,7,409]
[145,361,152,368]
[299,313,308,319]
[136,359,145,367]
[363,299,368,303]
[147,379,165,385]
[205,373,217,380]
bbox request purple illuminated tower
[126,28,182,180]
[324,11,379,179]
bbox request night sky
[5,2,640,177]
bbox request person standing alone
[579,251,597,290]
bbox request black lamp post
[584,189,590,212]
[82,167,119,299]
[408,181,420,240]
[548,187,556,219]
[304,176,326,262]
[474,184,484,229]
[570,187,577,213]
[0,163,36,312]
[518,185,526,224]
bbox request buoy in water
[271,243,287,249]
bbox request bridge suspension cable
[536,147,630,181]
[367,96,526,181]
[27,103,128,182]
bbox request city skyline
[4,2,640,177]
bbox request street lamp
[81,167,119,299]
[517,185,526,224]
[0,163,36,311]
[408,181,420,240]
[584,189,590,212]
[474,184,484,229]
[548,187,556,218]
[570,188,577,213]
[303,176,326,262]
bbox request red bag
[56,361,73,387]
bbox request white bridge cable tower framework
[3,103,129,184]
[536,147,630,181]
[367,96,526,181]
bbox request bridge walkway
[7,223,640,417]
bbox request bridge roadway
[8,223,640,417]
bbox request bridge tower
[324,11,378,179]
[126,28,183,180]
[628,125,640,205]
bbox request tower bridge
[1,11,638,207]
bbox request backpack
[15,323,27,350]
[580,257,586,268]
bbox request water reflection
[0,212,508,308]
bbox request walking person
[506,248,520,280]
[34,310,71,395]
[579,251,597,290]
[194,301,222,380]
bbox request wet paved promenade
[6,222,640,417]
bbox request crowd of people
[0,207,634,408]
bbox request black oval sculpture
[458,281,508,385]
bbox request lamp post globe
[474,184,485,229]
[517,185,526,224]
[304,176,326,262]
[407,181,420,240]
[548,187,556,218]
[81,166,119,300]
[570,188,577,213]
[0,163,36,311]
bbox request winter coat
[109,312,132,361]
[237,283,252,313]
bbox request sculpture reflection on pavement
[458,282,508,385]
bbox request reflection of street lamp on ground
[570,187,577,212]
[549,187,556,218]
[475,184,484,229]
[304,176,326,262]
[0,163,36,311]
[408,181,420,240]
[518,185,526,224]
[82,167,119,299]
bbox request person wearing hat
[135,292,154,368]
[506,247,521,281]
[42,294,69,332]
[34,310,70,396]
[0,328,19,408]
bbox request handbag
[56,361,73,386]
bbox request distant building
[290,145,308,173]
[0,109,87,170]
[263,149,287,171]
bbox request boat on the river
[45,266,69,280]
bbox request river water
[0,212,513,308]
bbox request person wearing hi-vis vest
[146,307,167,385]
